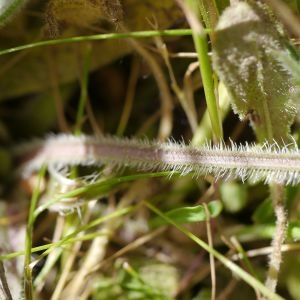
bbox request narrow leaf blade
[151,200,223,227]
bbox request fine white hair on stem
[14,134,300,185]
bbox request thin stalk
[122,31,173,140]
[23,166,46,300]
[0,261,13,300]
[193,32,223,140]
[181,0,223,140]
[0,29,194,56]
[116,57,140,136]
[153,35,198,133]
[204,204,216,300]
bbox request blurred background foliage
[1,1,300,299]
[0,0,183,139]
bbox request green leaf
[151,200,222,227]
[276,50,300,122]
[287,221,300,241]
[252,197,275,224]
[220,181,247,213]
[212,1,296,142]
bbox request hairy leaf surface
[212,1,296,142]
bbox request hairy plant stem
[265,184,287,294]
[14,134,300,186]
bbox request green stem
[0,29,194,56]
[193,32,223,140]
[184,0,223,140]
[23,166,46,300]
